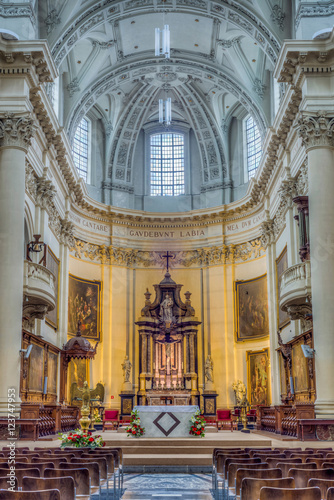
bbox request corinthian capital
[0,112,36,150]
[260,219,275,249]
[296,112,334,149]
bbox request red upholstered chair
[103,410,120,430]
[216,409,234,431]
[247,408,257,422]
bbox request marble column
[0,113,35,401]
[298,113,334,417]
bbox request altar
[135,405,199,438]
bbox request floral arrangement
[189,409,206,437]
[126,409,145,438]
[58,429,106,448]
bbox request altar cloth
[134,405,199,438]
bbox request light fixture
[159,97,172,125]
[155,24,170,58]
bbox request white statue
[122,355,132,383]
[160,293,174,323]
[232,380,246,405]
[205,355,214,383]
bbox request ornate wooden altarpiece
[135,271,201,406]
[277,328,315,405]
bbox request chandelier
[155,24,170,58]
[159,97,171,125]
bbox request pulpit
[135,271,201,406]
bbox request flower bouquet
[189,409,206,437]
[58,429,106,448]
[125,409,145,437]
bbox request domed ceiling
[40,0,291,197]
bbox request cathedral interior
[1,0,334,497]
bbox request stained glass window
[150,133,185,196]
[72,118,89,182]
[246,116,262,179]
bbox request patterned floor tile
[121,473,213,499]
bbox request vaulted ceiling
[40,0,291,187]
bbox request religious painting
[68,274,102,341]
[247,348,271,406]
[292,342,309,393]
[276,247,290,329]
[68,358,89,390]
[45,247,60,329]
[279,351,287,396]
[47,351,58,395]
[28,343,44,392]
[235,274,269,342]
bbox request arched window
[72,118,90,182]
[150,132,185,196]
[245,115,262,179]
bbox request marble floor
[121,473,214,499]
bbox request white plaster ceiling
[41,0,291,186]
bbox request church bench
[306,457,334,468]
[214,453,251,492]
[0,478,18,491]
[276,462,317,477]
[225,463,269,499]
[32,457,71,467]
[0,490,60,500]
[44,468,90,500]
[215,456,259,495]
[0,462,54,474]
[266,457,302,468]
[289,453,325,462]
[241,477,295,500]
[233,468,282,500]
[80,453,118,495]
[328,487,334,500]
[58,462,101,498]
[308,478,334,499]
[22,477,75,500]
[287,468,334,488]
[0,468,40,487]
[259,486,321,500]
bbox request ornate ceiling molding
[66,57,268,142]
[51,0,280,68]
[295,1,334,29]
[70,237,265,267]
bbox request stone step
[124,454,212,466]
[122,446,215,455]
[105,437,270,448]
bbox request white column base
[315,400,334,419]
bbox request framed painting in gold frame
[45,247,60,329]
[279,351,287,397]
[47,351,58,395]
[28,343,44,393]
[68,274,102,341]
[291,342,309,394]
[235,274,269,342]
[247,348,271,406]
[276,246,290,329]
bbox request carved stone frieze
[296,159,308,196]
[36,178,57,210]
[296,112,334,149]
[25,162,37,199]
[271,5,286,31]
[285,303,312,321]
[70,238,265,267]
[0,113,36,150]
[44,8,61,34]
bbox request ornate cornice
[70,238,265,267]
[295,1,334,29]
[296,112,334,149]
[0,2,36,28]
[0,113,36,151]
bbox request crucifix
[162,251,174,272]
